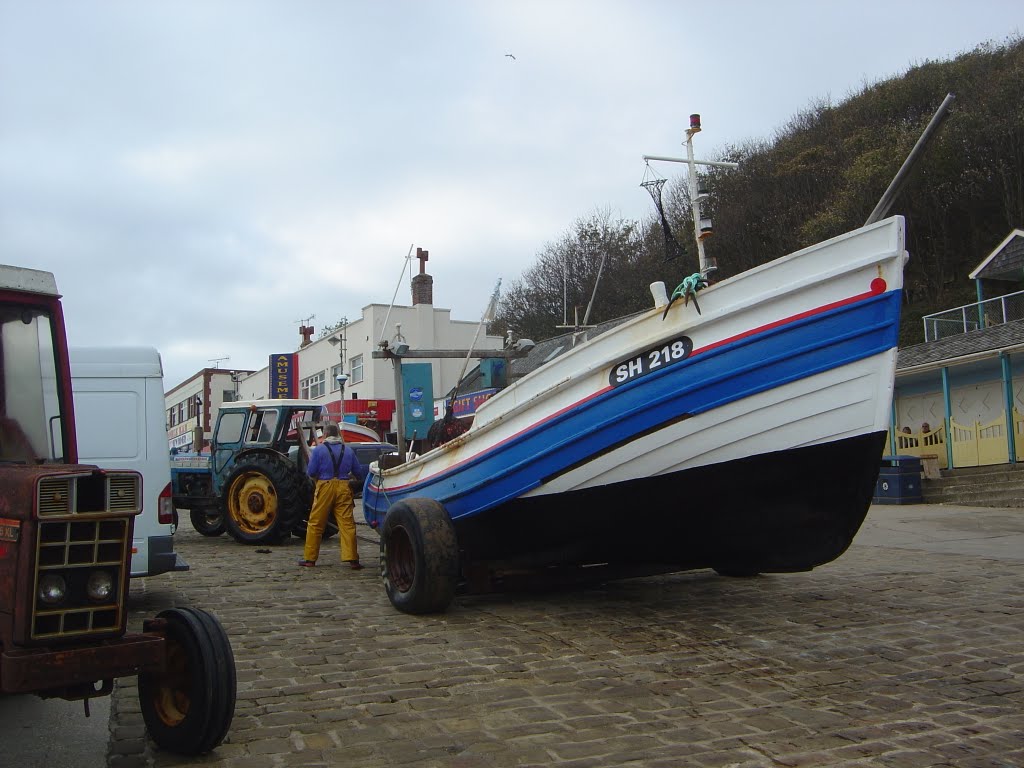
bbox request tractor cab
[0,265,76,465]
[209,399,332,544]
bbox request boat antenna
[557,244,603,345]
[378,244,415,346]
[562,255,568,326]
[643,114,739,276]
[581,249,607,328]
[865,93,955,226]
[555,248,608,347]
[449,279,502,409]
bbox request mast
[643,114,739,276]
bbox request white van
[70,346,189,577]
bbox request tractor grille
[38,477,72,516]
[37,472,141,517]
[32,518,130,640]
[29,470,140,642]
[108,476,138,512]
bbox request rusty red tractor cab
[0,264,235,755]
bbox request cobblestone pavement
[108,505,1024,768]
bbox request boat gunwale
[368,289,901,507]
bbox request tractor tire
[291,477,337,539]
[380,498,459,614]
[292,515,337,540]
[138,607,236,755]
[189,502,225,537]
[221,454,305,545]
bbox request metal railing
[923,290,1024,342]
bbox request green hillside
[496,37,1024,348]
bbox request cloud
[1,0,1021,388]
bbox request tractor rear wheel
[291,478,337,539]
[221,454,305,545]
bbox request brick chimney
[411,247,433,306]
[299,324,315,348]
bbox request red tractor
[0,264,235,754]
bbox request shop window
[301,370,326,399]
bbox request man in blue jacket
[299,423,367,569]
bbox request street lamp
[336,373,349,421]
[328,324,347,421]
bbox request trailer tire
[189,503,225,537]
[221,454,304,545]
[380,498,459,614]
[139,607,236,755]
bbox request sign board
[270,353,298,399]
[401,363,433,440]
[449,388,497,418]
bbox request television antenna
[294,314,315,326]
[208,356,230,368]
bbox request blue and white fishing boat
[364,99,952,614]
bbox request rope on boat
[661,272,708,319]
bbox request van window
[215,411,247,444]
[74,391,140,460]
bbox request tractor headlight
[86,570,115,602]
[38,574,67,605]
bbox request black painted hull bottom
[453,431,887,589]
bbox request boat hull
[453,430,886,576]
[366,217,906,592]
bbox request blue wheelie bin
[872,455,923,504]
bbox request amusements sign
[270,353,299,399]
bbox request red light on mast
[689,114,701,130]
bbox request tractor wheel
[292,515,337,540]
[380,498,459,614]
[189,502,225,537]
[290,478,337,539]
[138,607,236,755]
[221,454,305,545]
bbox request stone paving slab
[108,507,1024,767]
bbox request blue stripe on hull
[364,291,900,528]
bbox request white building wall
[165,368,241,450]
[168,298,503,444]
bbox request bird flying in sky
[505,53,515,60]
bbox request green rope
[662,272,708,319]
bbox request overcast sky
[1,1,1020,388]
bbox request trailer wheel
[221,454,304,544]
[380,498,459,614]
[139,607,236,755]
[189,503,225,537]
